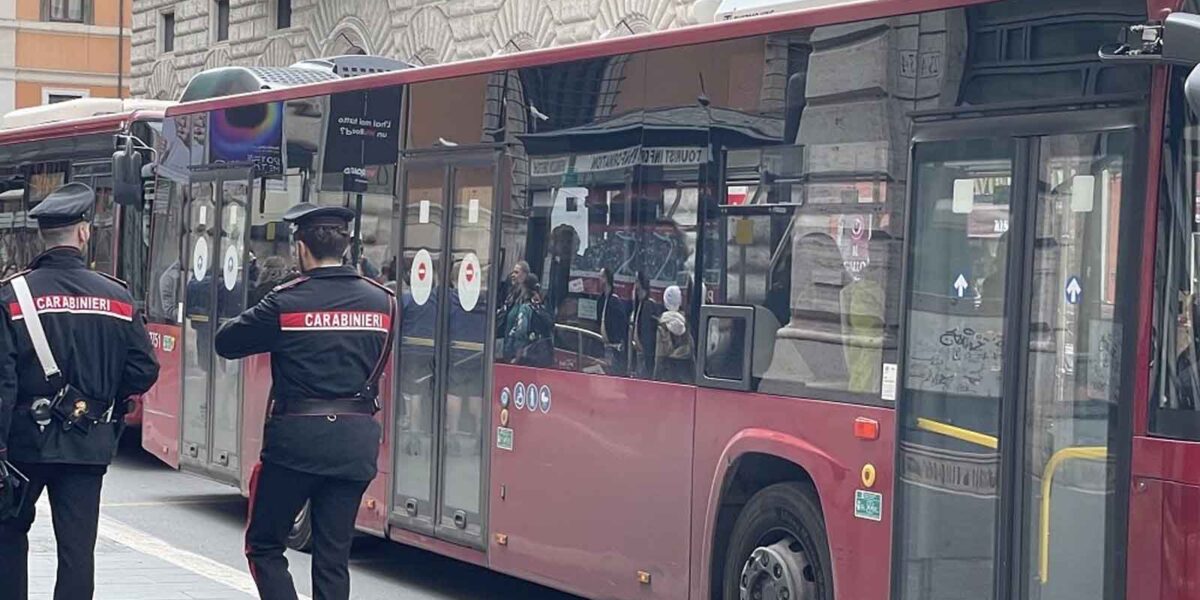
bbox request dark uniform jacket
[0,247,160,465]
[214,265,393,481]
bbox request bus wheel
[287,501,314,552]
[722,482,832,600]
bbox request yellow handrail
[915,417,999,449]
[912,419,1108,586]
[1039,445,1108,584]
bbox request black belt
[271,398,374,417]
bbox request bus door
[391,150,500,549]
[893,110,1140,600]
[179,166,253,486]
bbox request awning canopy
[518,105,783,155]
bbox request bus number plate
[854,490,883,522]
[496,427,514,451]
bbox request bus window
[1154,66,1200,441]
[147,116,191,324]
[703,153,901,402]
[89,178,116,275]
[0,183,34,278]
[147,177,183,323]
[496,52,706,381]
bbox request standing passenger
[630,271,662,378]
[214,203,395,600]
[597,267,628,375]
[655,285,694,383]
[0,183,160,600]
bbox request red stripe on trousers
[244,461,264,583]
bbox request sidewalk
[27,500,258,600]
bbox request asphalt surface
[26,437,582,600]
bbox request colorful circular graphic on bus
[539,385,551,414]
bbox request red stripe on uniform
[8,295,134,322]
[244,461,263,582]
[278,310,391,332]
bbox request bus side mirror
[112,147,143,207]
[1165,12,1200,115]
[1100,12,1200,122]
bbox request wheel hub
[739,538,817,600]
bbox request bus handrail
[914,417,999,450]
[913,420,1109,584]
[1039,445,1108,584]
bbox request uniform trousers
[0,462,106,600]
[245,461,370,600]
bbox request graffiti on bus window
[1087,321,1121,401]
[906,311,1004,397]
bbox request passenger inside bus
[630,270,663,378]
[654,284,693,383]
[499,273,553,367]
[597,267,629,373]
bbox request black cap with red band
[282,203,355,230]
[27,182,95,229]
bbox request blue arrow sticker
[1065,276,1082,305]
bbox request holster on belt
[29,382,114,434]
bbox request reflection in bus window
[707,143,902,401]
[0,184,36,278]
[148,116,190,323]
[495,50,705,382]
[89,179,115,275]
[1155,67,1200,441]
[896,137,1014,600]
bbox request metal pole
[117,0,125,99]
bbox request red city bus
[0,98,170,429]
[138,0,1200,598]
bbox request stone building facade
[130,0,707,100]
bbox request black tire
[286,501,314,552]
[721,482,834,600]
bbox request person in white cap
[654,285,694,383]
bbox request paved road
[26,439,582,600]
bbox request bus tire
[287,501,314,552]
[721,482,833,600]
